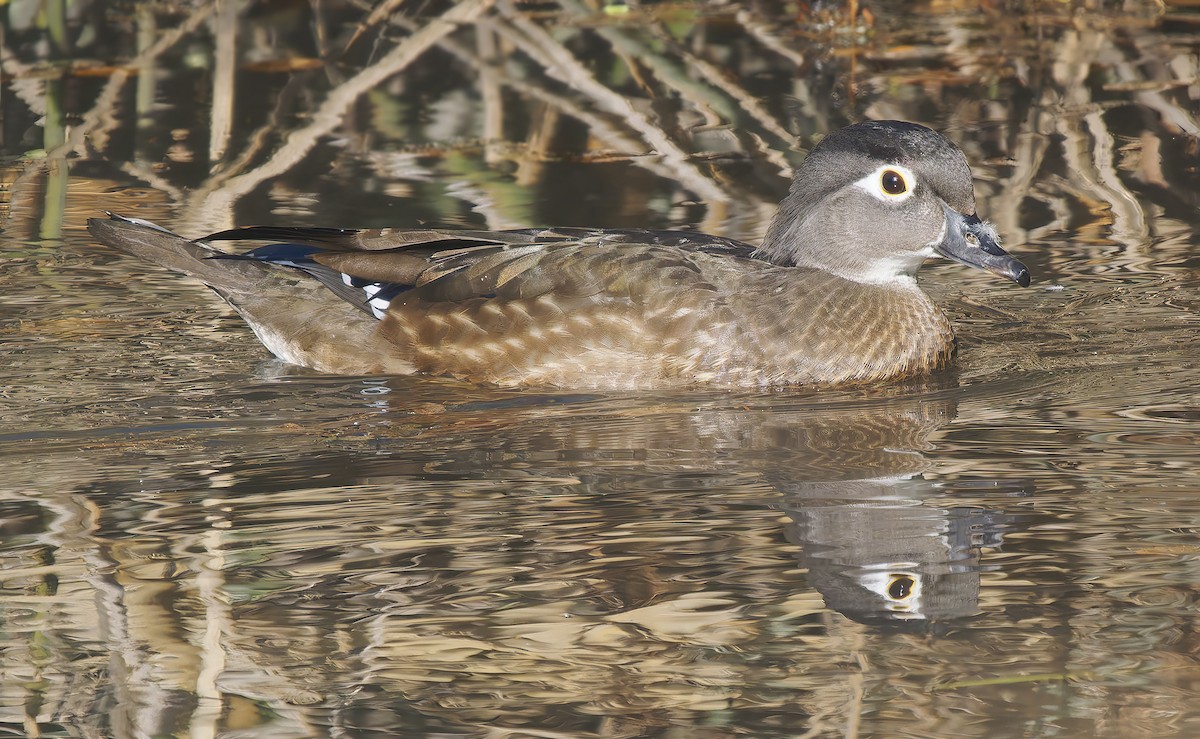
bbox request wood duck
[88,120,1029,389]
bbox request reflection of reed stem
[40,80,67,239]
[135,5,158,127]
[209,0,240,165]
[42,79,66,151]
[515,102,560,186]
[477,26,506,165]
[40,161,68,241]
[45,0,69,57]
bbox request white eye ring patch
[852,163,917,203]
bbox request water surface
[2,1,1199,736]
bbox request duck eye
[887,574,916,600]
[881,169,907,196]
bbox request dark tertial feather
[202,225,512,253]
[201,225,757,258]
[202,225,357,243]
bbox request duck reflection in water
[778,477,1026,630]
[752,385,1030,630]
[329,374,1032,631]
[152,371,1031,632]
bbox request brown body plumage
[375,246,956,387]
[87,121,1027,389]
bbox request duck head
[757,120,1030,288]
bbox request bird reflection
[777,477,1026,630]
[727,377,1030,629]
[135,371,1032,630]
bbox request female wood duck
[89,120,1029,389]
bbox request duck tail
[87,212,404,374]
[87,212,278,297]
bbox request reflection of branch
[188,0,497,232]
[199,73,309,194]
[560,0,739,120]
[493,0,728,202]
[645,27,794,174]
[360,6,757,230]
[559,0,795,165]
[342,3,730,227]
[1117,59,1200,138]
[979,108,1055,247]
[1046,27,1153,249]
[387,14,718,194]
[736,9,807,68]
[0,45,46,116]
[50,2,216,159]
[1083,111,1149,246]
[121,162,185,203]
[343,0,410,55]
[188,524,232,737]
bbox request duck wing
[201,225,758,319]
